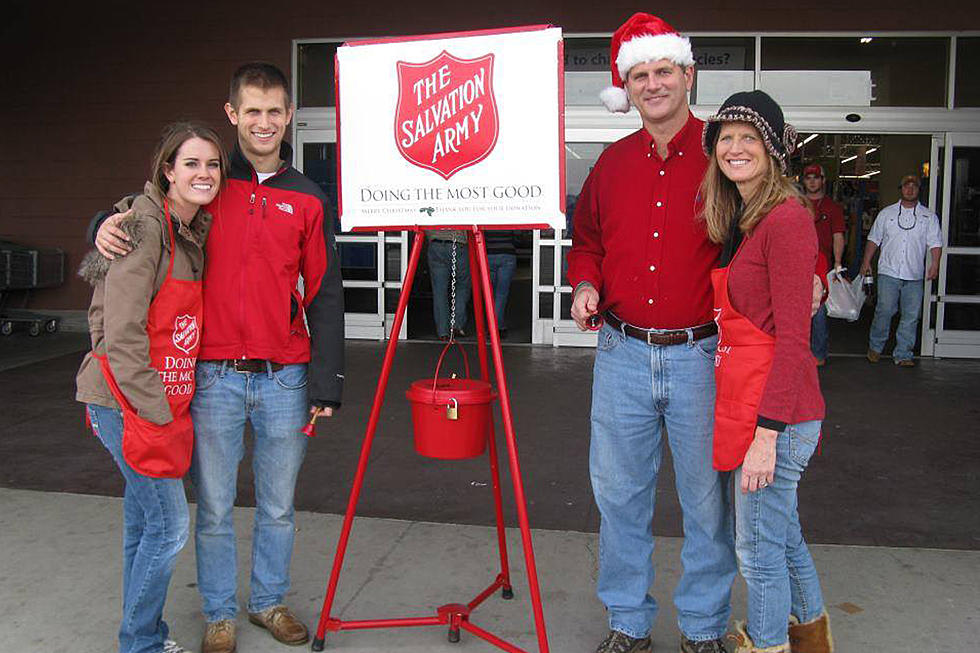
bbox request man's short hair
[900,174,920,187]
[228,62,290,108]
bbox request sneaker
[596,629,652,653]
[866,348,881,363]
[681,635,729,653]
[163,640,191,653]
[201,620,236,653]
[896,358,916,367]
[248,605,309,646]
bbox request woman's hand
[741,426,779,493]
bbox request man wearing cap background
[803,164,846,366]
[567,13,736,653]
[860,174,942,366]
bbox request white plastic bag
[824,270,866,322]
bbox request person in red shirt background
[803,164,846,366]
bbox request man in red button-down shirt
[567,13,737,653]
[803,164,846,366]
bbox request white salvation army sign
[336,25,565,231]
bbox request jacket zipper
[238,190,256,359]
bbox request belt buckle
[646,330,656,346]
[232,359,255,373]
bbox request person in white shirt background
[860,174,942,367]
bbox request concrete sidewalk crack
[337,520,417,615]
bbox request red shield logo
[395,51,499,179]
[173,315,199,354]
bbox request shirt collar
[639,112,700,160]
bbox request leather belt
[603,312,717,346]
[212,359,284,373]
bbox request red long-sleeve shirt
[811,195,846,269]
[728,199,825,426]
[567,114,721,329]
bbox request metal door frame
[294,128,409,340]
[934,132,980,357]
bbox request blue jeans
[88,404,190,653]
[428,239,471,337]
[869,274,923,362]
[810,304,828,361]
[189,361,309,621]
[486,253,517,329]
[589,324,736,640]
[734,421,825,649]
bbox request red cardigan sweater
[728,198,826,428]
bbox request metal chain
[449,234,457,341]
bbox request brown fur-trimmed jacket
[75,182,211,424]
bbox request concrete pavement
[2,488,978,653]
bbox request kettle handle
[431,340,471,396]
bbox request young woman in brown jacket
[76,122,226,653]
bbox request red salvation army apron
[93,202,203,478]
[710,240,775,471]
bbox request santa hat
[599,13,694,113]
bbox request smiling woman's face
[165,137,222,213]
[715,122,770,197]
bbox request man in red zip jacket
[92,63,344,653]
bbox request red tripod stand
[311,227,551,652]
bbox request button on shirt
[567,114,720,329]
[868,201,942,280]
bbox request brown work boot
[727,621,789,653]
[248,605,309,646]
[201,619,236,653]
[895,358,916,367]
[788,612,834,653]
[866,348,881,363]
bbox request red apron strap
[162,200,177,280]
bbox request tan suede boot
[788,612,834,653]
[727,621,790,653]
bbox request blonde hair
[699,143,809,245]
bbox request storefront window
[297,42,340,107]
[564,36,756,106]
[689,37,755,105]
[955,38,980,107]
[761,37,948,107]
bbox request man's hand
[926,264,939,281]
[811,274,824,317]
[310,405,334,420]
[571,284,600,331]
[96,209,135,259]
[860,263,872,277]
[741,426,778,493]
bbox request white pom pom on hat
[599,86,631,113]
[600,13,694,113]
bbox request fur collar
[77,214,146,286]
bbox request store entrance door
[934,134,980,357]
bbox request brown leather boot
[201,619,236,653]
[788,612,833,653]
[248,605,309,645]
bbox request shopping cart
[0,241,66,336]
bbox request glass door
[934,133,980,357]
[294,129,408,340]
